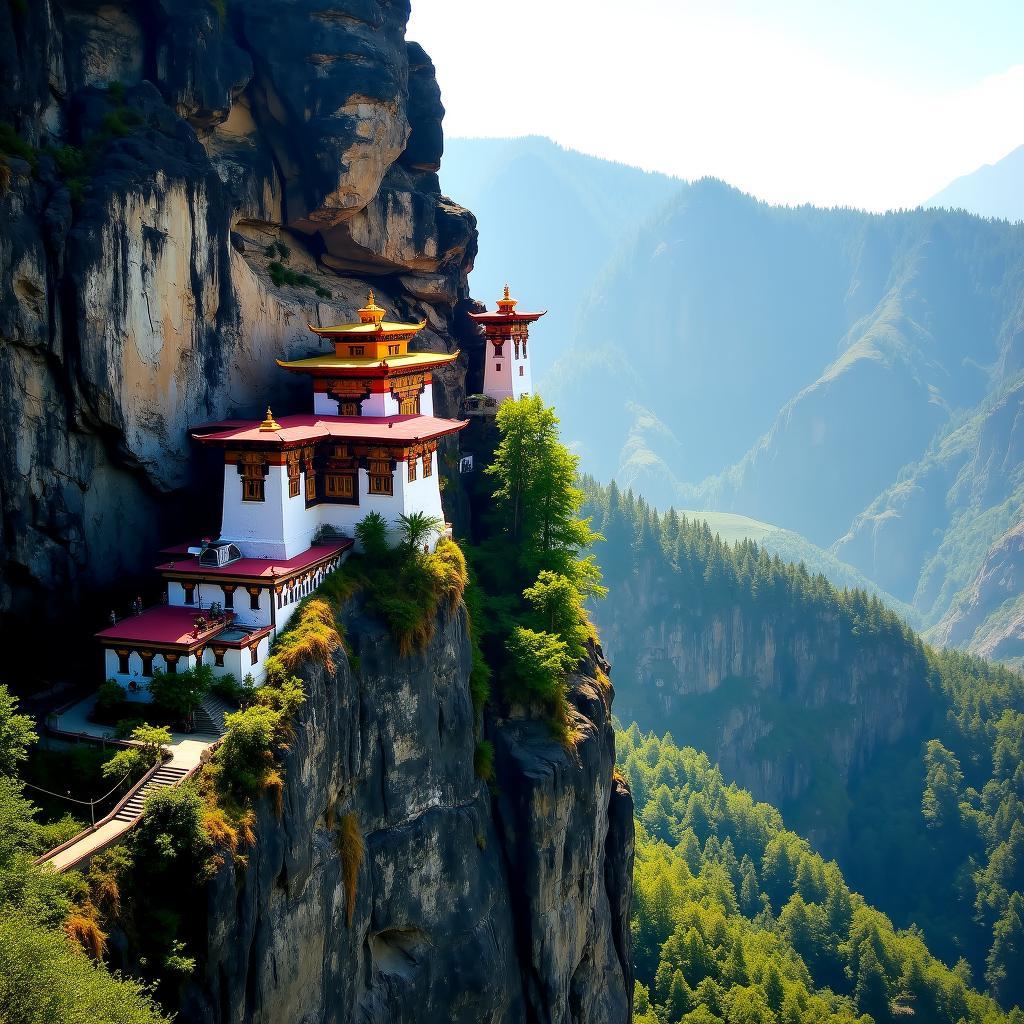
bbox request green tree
[397,511,444,553]
[0,686,36,776]
[986,892,1024,1008]
[854,943,890,1021]
[523,570,591,664]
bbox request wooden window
[117,650,130,674]
[349,345,365,356]
[222,586,234,610]
[287,453,301,498]
[494,344,503,357]
[250,644,259,666]
[340,401,360,416]
[140,652,154,677]
[213,648,225,668]
[325,474,355,499]
[305,470,317,502]
[164,655,178,675]
[249,588,261,611]
[422,451,433,477]
[242,476,265,502]
[519,365,525,376]
[368,458,393,495]
[408,457,418,483]
[182,583,196,605]
[399,395,419,415]
[388,344,400,355]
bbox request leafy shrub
[209,672,252,705]
[214,705,280,799]
[113,718,145,739]
[100,747,146,782]
[133,783,207,866]
[355,511,389,559]
[96,680,126,715]
[148,664,211,721]
[0,910,169,1024]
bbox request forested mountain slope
[586,480,1024,995]
[622,728,1021,1023]
[447,138,1024,660]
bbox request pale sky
[407,0,1024,211]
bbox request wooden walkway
[37,697,227,872]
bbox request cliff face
[0,0,476,672]
[594,563,932,847]
[183,599,633,1024]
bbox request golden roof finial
[259,406,281,432]
[497,283,517,314]
[358,288,386,325]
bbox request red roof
[96,606,234,649]
[157,540,352,581]
[467,309,546,324]
[191,414,468,447]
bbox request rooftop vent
[199,542,242,568]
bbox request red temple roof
[191,414,468,447]
[467,309,546,325]
[156,540,352,581]
[96,606,233,648]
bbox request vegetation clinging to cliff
[623,727,1015,1024]
[466,396,606,741]
[0,686,170,1024]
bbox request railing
[23,771,133,830]
[33,757,165,868]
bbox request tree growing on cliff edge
[0,685,36,777]
[486,395,604,596]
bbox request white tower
[470,285,546,403]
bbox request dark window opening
[117,651,130,674]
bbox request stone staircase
[193,694,234,737]
[113,763,190,823]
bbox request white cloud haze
[408,0,1024,211]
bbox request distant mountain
[443,137,1024,658]
[925,144,1024,222]
[439,136,681,378]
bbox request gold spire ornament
[259,406,281,431]
[497,283,518,314]
[358,289,387,326]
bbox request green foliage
[214,704,282,800]
[466,396,606,739]
[0,686,36,777]
[147,664,212,721]
[474,740,495,783]
[100,747,146,782]
[584,477,1024,999]
[0,762,167,1021]
[622,726,1014,1024]
[397,511,444,553]
[335,534,468,657]
[355,511,389,560]
[0,121,35,166]
[96,680,126,715]
[267,260,318,291]
[0,909,168,1024]
[209,671,253,705]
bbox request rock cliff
[592,559,933,848]
[0,0,477,676]
[182,598,633,1024]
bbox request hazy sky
[407,0,1024,212]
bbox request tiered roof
[192,414,468,448]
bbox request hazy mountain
[439,136,681,379]
[926,144,1024,222]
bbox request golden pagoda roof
[308,290,425,336]
[277,350,459,375]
